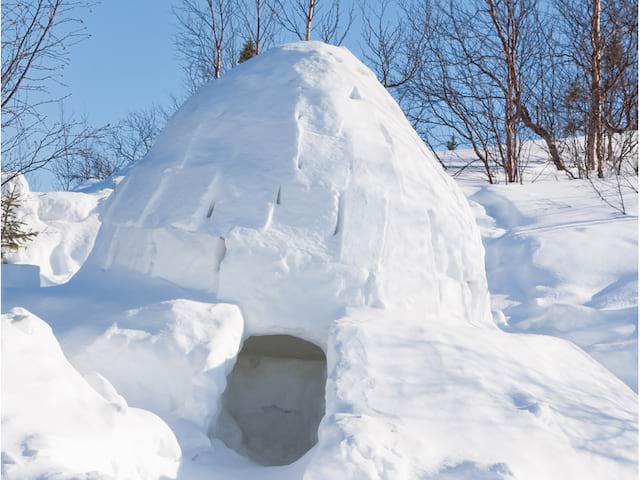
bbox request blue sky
[57,0,364,127]
[33,0,365,189]
[58,0,183,127]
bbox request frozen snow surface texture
[1,307,181,479]
[1,174,111,285]
[85,41,493,340]
[1,42,637,480]
[440,144,638,392]
[71,299,244,426]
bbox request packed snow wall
[85,41,493,343]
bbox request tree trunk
[256,0,262,54]
[505,52,519,182]
[518,105,569,175]
[305,0,315,40]
[588,0,603,177]
[505,116,518,183]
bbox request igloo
[6,42,634,479]
[87,41,491,339]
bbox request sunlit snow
[2,42,636,480]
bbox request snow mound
[1,175,110,285]
[71,299,244,425]
[1,307,181,479]
[86,40,492,343]
[464,179,638,391]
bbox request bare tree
[174,0,237,92]
[588,0,604,176]
[107,105,169,166]
[555,0,637,178]
[558,0,599,176]
[359,0,425,89]
[398,0,525,183]
[275,0,353,44]
[1,0,95,186]
[51,105,171,191]
[50,117,115,191]
[274,0,315,40]
[238,0,280,55]
[600,0,637,170]
[317,0,354,44]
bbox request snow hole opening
[214,334,327,466]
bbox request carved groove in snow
[215,335,326,466]
[213,236,226,272]
[206,201,215,218]
[333,192,344,236]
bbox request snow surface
[1,307,181,479]
[1,174,110,285]
[440,145,638,392]
[1,42,637,479]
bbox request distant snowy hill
[2,43,636,480]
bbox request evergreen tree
[1,186,37,262]
[239,39,258,63]
[446,135,458,151]
[563,78,588,136]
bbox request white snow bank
[310,307,637,480]
[70,299,244,427]
[53,298,637,479]
[1,175,110,285]
[456,162,638,391]
[1,307,181,479]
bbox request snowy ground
[1,43,636,480]
[438,145,638,392]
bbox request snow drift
[1,174,110,285]
[1,307,180,479]
[2,42,637,479]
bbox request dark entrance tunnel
[214,335,327,466]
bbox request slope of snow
[1,42,637,480]
[71,299,244,425]
[441,146,638,391]
[85,41,491,340]
[1,307,181,479]
[1,175,111,285]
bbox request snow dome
[5,42,634,480]
[86,41,492,344]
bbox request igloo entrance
[214,335,327,466]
